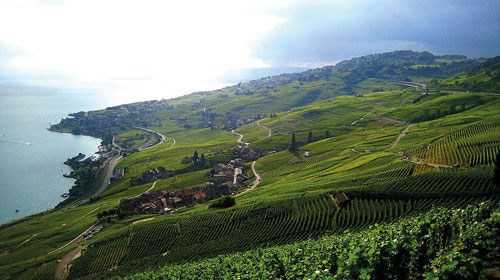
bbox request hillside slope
[1,51,499,280]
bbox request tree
[325,130,330,138]
[450,104,456,114]
[192,151,199,162]
[494,150,500,187]
[289,134,297,152]
[209,196,236,208]
[200,153,206,167]
[308,131,313,143]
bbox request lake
[0,81,112,225]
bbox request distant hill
[50,50,481,138]
[430,55,500,93]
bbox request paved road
[92,154,123,198]
[48,224,97,255]
[135,127,167,151]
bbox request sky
[0,0,499,100]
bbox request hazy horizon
[1,0,500,101]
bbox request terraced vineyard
[121,201,500,280]
[406,116,500,167]
[68,167,497,279]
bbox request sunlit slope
[65,90,500,279]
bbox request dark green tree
[200,153,206,167]
[450,104,456,114]
[325,130,330,138]
[192,151,199,162]
[308,131,313,143]
[494,149,500,186]
[289,134,297,152]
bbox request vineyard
[405,116,500,168]
[68,169,497,279]
[120,201,500,280]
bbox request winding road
[135,127,167,151]
[250,161,261,189]
[231,130,246,144]
[257,121,272,138]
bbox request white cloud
[0,0,286,92]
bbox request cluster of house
[112,168,125,181]
[211,159,245,189]
[221,114,267,130]
[119,158,251,215]
[53,100,172,136]
[232,145,273,161]
[130,166,170,186]
[119,182,236,215]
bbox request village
[119,155,249,215]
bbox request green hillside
[430,56,500,93]
[1,51,500,280]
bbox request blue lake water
[0,81,112,225]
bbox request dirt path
[144,180,158,194]
[257,121,272,138]
[81,204,108,219]
[15,233,38,248]
[350,112,372,126]
[131,217,155,225]
[403,157,452,169]
[351,148,362,153]
[250,161,261,189]
[55,246,85,280]
[231,130,246,144]
[165,137,176,149]
[381,116,405,125]
[390,124,413,149]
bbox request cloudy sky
[0,0,499,98]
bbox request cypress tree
[325,130,330,138]
[308,131,313,143]
[494,149,500,186]
[200,153,206,167]
[289,134,297,152]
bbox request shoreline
[0,130,103,226]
